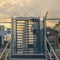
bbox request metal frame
[44,11,60,60]
[43,11,60,51]
[43,12,48,59]
[11,17,45,58]
[12,17,40,53]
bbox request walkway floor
[11,58,46,60]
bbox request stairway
[12,20,42,54]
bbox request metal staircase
[14,20,39,54]
[0,17,60,60]
[0,40,11,60]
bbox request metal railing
[0,40,11,60]
[46,37,59,60]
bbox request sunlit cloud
[0,0,60,28]
[0,1,5,7]
[0,0,60,21]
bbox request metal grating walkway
[11,58,46,60]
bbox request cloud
[0,0,33,17]
[0,0,60,27]
[0,0,60,18]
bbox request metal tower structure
[11,17,45,59]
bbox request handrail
[0,40,11,60]
[5,49,11,60]
[46,37,59,60]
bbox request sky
[0,0,60,17]
[0,0,60,27]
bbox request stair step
[11,54,45,58]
